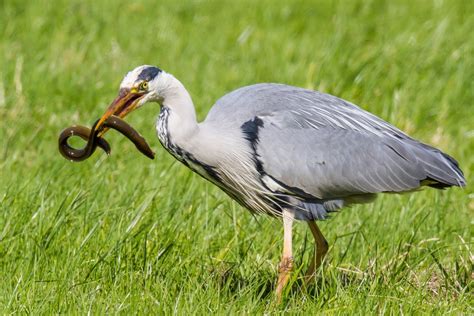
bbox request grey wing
[255,120,440,199]
[254,120,460,200]
[208,83,465,200]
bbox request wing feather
[204,83,466,199]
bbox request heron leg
[276,208,295,303]
[304,220,328,283]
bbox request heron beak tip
[95,89,144,132]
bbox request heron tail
[416,144,466,189]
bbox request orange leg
[305,221,328,283]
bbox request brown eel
[58,115,155,161]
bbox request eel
[58,115,155,161]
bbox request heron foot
[276,256,294,303]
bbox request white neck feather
[156,73,245,168]
[158,73,198,142]
[155,73,266,213]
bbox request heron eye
[139,81,148,91]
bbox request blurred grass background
[0,0,473,313]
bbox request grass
[0,0,473,313]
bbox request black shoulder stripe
[241,116,264,143]
[241,117,265,174]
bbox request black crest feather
[137,66,162,81]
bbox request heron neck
[160,76,199,141]
[162,76,197,121]
[157,74,199,153]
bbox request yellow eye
[139,81,148,91]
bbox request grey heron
[93,65,466,301]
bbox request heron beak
[95,88,145,132]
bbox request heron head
[96,65,165,130]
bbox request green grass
[1,0,473,313]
